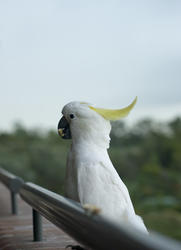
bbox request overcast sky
[0,0,181,131]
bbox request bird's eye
[69,114,75,119]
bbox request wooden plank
[0,183,80,250]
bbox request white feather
[62,101,148,234]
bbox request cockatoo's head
[57,97,137,148]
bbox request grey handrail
[20,182,181,250]
[0,167,24,214]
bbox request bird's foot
[66,245,87,250]
[83,203,101,215]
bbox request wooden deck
[0,183,79,250]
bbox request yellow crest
[89,97,137,121]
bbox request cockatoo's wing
[77,160,148,233]
[78,161,134,217]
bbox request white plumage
[58,101,148,234]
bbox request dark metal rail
[20,182,181,250]
[0,167,181,249]
[0,167,24,214]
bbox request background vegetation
[0,117,181,241]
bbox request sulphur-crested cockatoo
[58,97,148,234]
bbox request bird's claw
[83,203,101,215]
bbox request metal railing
[0,167,24,214]
[0,167,181,250]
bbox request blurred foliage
[0,118,181,241]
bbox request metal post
[11,191,18,215]
[32,209,42,241]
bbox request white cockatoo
[58,97,148,234]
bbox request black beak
[57,116,71,139]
